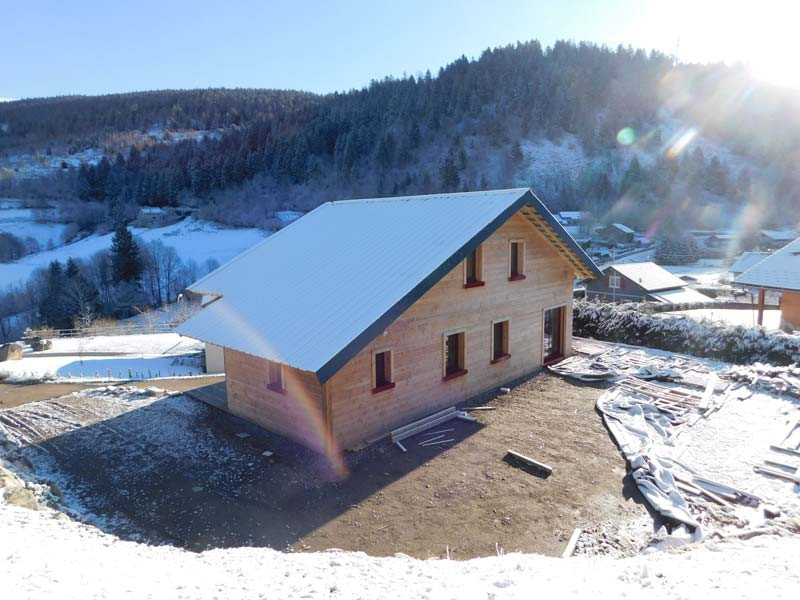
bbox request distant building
[135,206,196,227]
[597,223,635,245]
[585,261,713,304]
[729,251,769,277]
[556,211,592,226]
[735,237,800,330]
[760,229,798,250]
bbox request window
[372,349,394,393]
[267,360,286,393]
[609,274,621,289]
[509,240,525,281]
[491,319,510,363]
[442,330,467,380]
[463,245,484,288]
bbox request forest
[3,40,799,232]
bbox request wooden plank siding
[224,347,327,452]
[781,291,800,328]
[327,212,574,449]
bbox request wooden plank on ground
[562,528,582,558]
[506,449,553,475]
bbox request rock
[49,482,64,499]
[763,504,782,519]
[3,486,39,511]
[0,343,23,361]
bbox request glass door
[543,306,564,364]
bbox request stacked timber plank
[390,407,475,451]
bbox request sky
[3,0,798,100]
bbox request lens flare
[665,127,698,160]
[616,127,635,146]
[210,301,349,480]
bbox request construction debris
[561,528,582,558]
[754,465,800,485]
[390,407,476,450]
[723,363,800,398]
[505,449,553,475]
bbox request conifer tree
[110,223,142,284]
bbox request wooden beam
[562,528,582,558]
[757,288,766,326]
[506,449,553,474]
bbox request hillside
[2,40,799,235]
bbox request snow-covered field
[663,308,782,330]
[0,217,268,290]
[0,499,796,599]
[0,333,204,382]
[0,199,67,248]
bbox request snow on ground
[675,388,800,517]
[0,333,204,382]
[0,199,66,248]
[0,217,268,290]
[663,308,782,330]
[0,497,797,599]
[662,259,729,286]
[0,354,203,382]
[31,333,202,355]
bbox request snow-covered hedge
[573,300,800,365]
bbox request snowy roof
[607,262,686,291]
[735,236,800,291]
[649,287,713,304]
[761,229,797,241]
[140,207,164,214]
[729,252,769,275]
[178,189,600,381]
[558,211,590,220]
[610,223,635,234]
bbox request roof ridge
[330,187,529,205]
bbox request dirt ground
[0,373,651,559]
[0,376,224,409]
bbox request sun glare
[641,1,800,90]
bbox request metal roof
[650,287,713,304]
[611,223,635,234]
[729,251,769,275]
[761,229,797,241]
[178,188,600,382]
[735,236,800,291]
[607,262,687,291]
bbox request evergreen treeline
[3,40,799,227]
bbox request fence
[25,322,182,339]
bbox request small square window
[372,350,394,393]
[464,245,484,288]
[491,320,510,363]
[609,274,621,289]
[267,360,286,393]
[509,241,525,280]
[443,331,467,380]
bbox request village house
[597,223,635,245]
[179,189,600,452]
[735,236,800,330]
[759,229,798,250]
[584,262,712,304]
